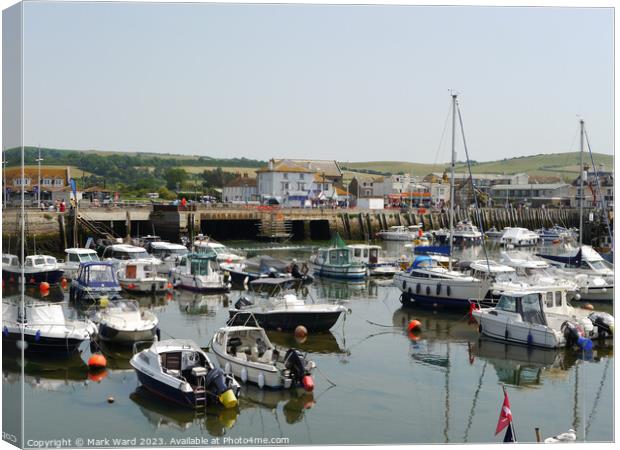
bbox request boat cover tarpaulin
[414,245,451,256]
[536,248,582,267]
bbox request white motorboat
[484,227,504,240]
[2,297,96,355]
[2,254,65,285]
[59,248,100,280]
[376,225,417,241]
[472,289,614,349]
[228,284,348,332]
[148,241,189,275]
[194,236,245,263]
[95,299,159,343]
[130,339,240,409]
[347,244,399,277]
[172,253,231,293]
[211,324,315,390]
[500,227,540,247]
[451,220,483,246]
[309,240,367,280]
[394,255,490,309]
[117,260,170,294]
[102,244,162,270]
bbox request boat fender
[576,336,593,352]
[402,281,407,290]
[426,286,431,296]
[2,326,8,337]
[527,332,533,347]
[436,284,441,295]
[416,284,420,294]
[240,367,248,383]
[151,283,156,293]
[155,327,161,341]
[446,286,451,297]
[505,328,509,340]
[258,372,265,389]
[34,330,41,342]
[224,362,231,374]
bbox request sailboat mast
[579,119,584,248]
[449,94,457,271]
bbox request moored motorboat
[69,261,122,304]
[172,252,231,293]
[228,292,347,332]
[95,299,159,344]
[309,234,367,280]
[130,339,240,409]
[148,241,189,275]
[376,225,417,241]
[451,220,483,246]
[59,248,100,280]
[500,227,540,247]
[2,297,96,355]
[117,260,169,294]
[2,254,65,285]
[211,324,315,390]
[194,236,245,263]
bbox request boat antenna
[456,99,491,270]
[578,118,584,249]
[449,93,457,271]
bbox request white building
[222,176,257,203]
[256,159,318,207]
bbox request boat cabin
[347,244,381,265]
[64,248,100,264]
[318,247,353,266]
[76,262,118,287]
[213,327,275,363]
[468,261,517,283]
[142,340,213,382]
[121,260,159,280]
[178,253,220,276]
[102,244,150,261]
[23,255,59,269]
[492,292,548,326]
[2,254,19,268]
[149,242,189,260]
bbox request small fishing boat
[228,286,347,332]
[117,260,169,294]
[2,254,65,285]
[95,299,159,343]
[172,252,231,293]
[484,227,504,240]
[194,236,245,263]
[472,289,614,349]
[347,244,399,277]
[219,255,310,285]
[101,244,161,269]
[59,248,100,280]
[130,339,241,409]
[500,227,540,247]
[376,225,417,241]
[451,220,483,246]
[69,261,122,304]
[211,324,315,390]
[148,241,189,275]
[2,297,96,355]
[309,234,367,279]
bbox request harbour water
[2,241,613,445]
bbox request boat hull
[3,269,64,285]
[310,264,367,280]
[119,279,168,294]
[211,349,288,389]
[98,323,157,343]
[578,286,614,302]
[228,310,343,332]
[2,331,86,355]
[396,275,490,310]
[134,368,203,409]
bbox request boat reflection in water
[392,307,479,342]
[239,384,316,425]
[3,284,66,303]
[2,354,92,391]
[177,292,229,316]
[130,387,239,435]
[125,291,170,311]
[267,330,348,355]
[312,278,377,301]
[469,339,614,388]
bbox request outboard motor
[234,296,253,310]
[588,311,614,338]
[205,367,238,408]
[284,348,314,392]
[561,321,592,351]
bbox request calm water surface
[3,241,614,445]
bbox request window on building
[299,174,304,180]
[54,179,64,186]
[283,173,288,179]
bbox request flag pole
[501,384,517,443]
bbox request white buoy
[224,362,231,374]
[241,367,248,383]
[258,372,265,389]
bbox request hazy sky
[5,2,614,163]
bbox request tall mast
[579,119,584,248]
[449,93,457,271]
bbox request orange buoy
[295,325,308,339]
[88,353,107,369]
[87,370,108,383]
[39,281,50,293]
[167,282,173,289]
[60,278,68,289]
[127,283,136,290]
[581,303,594,311]
[407,330,421,341]
[407,319,422,332]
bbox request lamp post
[36,147,43,207]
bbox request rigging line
[463,360,488,443]
[443,342,451,443]
[433,97,455,168]
[585,356,610,437]
[583,127,613,245]
[456,101,491,270]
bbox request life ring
[426,286,431,296]
[436,284,441,295]
[416,284,421,294]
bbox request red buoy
[166,282,173,289]
[39,281,50,293]
[60,278,68,289]
[127,283,136,290]
[407,319,422,332]
[88,354,107,369]
[87,370,108,383]
[302,375,314,392]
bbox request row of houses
[223,159,614,210]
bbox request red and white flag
[495,390,513,435]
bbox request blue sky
[4,2,614,163]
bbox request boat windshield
[87,266,116,283]
[329,249,350,265]
[191,258,218,275]
[588,260,613,270]
[496,295,517,312]
[79,253,100,262]
[520,293,546,325]
[153,248,188,258]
